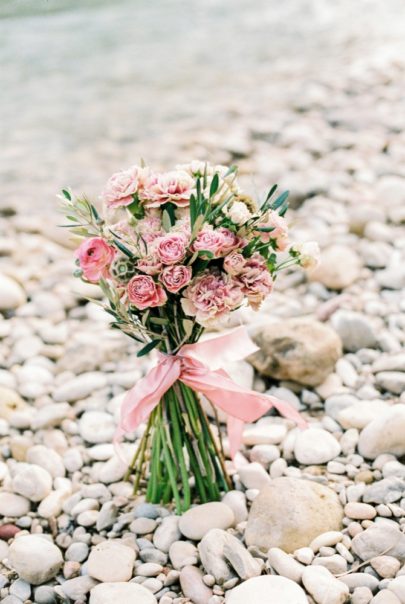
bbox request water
[1,0,405,213]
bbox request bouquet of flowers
[61,161,318,512]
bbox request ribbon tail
[227,415,245,460]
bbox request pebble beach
[1,0,405,603]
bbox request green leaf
[162,209,172,233]
[150,317,170,325]
[127,195,145,219]
[137,339,161,357]
[265,184,278,202]
[191,214,205,239]
[113,239,135,259]
[197,249,214,259]
[255,226,275,233]
[271,191,289,211]
[224,165,238,178]
[90,204,101,221]
[62,189,71,200]
[182,319,194,339]
[189,193,197,228]
[209,173,219,198]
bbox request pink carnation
[75,237,115,282]
[181,270,243,325]
[191,228,224,258]
[223,252,245,276]
[216,227,245,255]
[141,170,194,208]
[255,211,289,251]
[233,253,273,310]
[155,233,187,265]
[137,255,162,276]
[101,165,150,209]
[136,215,164,245]
[160,265,192,293]
[127,275,167,310]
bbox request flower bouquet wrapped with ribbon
[61,161,317,512]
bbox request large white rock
[302,566,349,603]
[309,245,361,290]
[179,502,235,540]
[0,274,26,310]
[226,575,308,604]
[9,535,63,585]
[79,411,115,444]
[0,492,30,516]
[352,524,405,561]
[88,540,135,582]
[12,464,53,502]
[26,445,65,478]
[245,477,343,552]
[358,405,405,459]
[294,428,341,465]
[90,582,157,604]
[337,400,392,430]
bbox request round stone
[358,405,405,459]
[53,372,107,403]
[178,502,235,540]
[245,477,343,553]
[226,575,308,604]
[302,566,349,604]
[12,464,53,502]
[0,493,30,517]
[294,428,341,465]
[79,411,115,444]
[309,245,361,290]
[344,502,376,520]
[0,274,26,310]
[89,582,157,604]
[0,387,29,422]
[9,535,63,585]
[87,540,136,582]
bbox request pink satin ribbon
[116,326,306,458]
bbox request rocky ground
[1,0,405,603]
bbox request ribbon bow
[116,326,306,458]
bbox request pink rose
[75,237,115,282]
[101,165,150,209]
[160,265,192,293]
[217,227,245,255]
[181,270,243,325]
[137,255,162,276]
[140,170,195,208]
[191,228,224,258]
[223,252,245,276]
[255,211,289,251]
[127,275,167,310]
[155,233,187,265]
[233,253,273,310]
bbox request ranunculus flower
[181,270,243,325]
[223,252,245,276]
[226,201,252,225]
[140,170,194,208]
[137,255,162,276]
[255,211,289,251]
[160,265,192,293]
[101,165,150,209]
[216,227,245,255]
[75,237,115,282]
[191,227,224,258]
[232,252,273,310]
[155,233,187,265]
[127,275,167,310]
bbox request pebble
[238,462,271,489]
[87,540,136,582]
[153,515,181,552]
[242,422,287,445]
[310,531,343,552]
[33,585,57,604]
[179,565,213,604]
[12,464,53,502]
[344,502,377,520]
[358,405,405,459]
[370,555,401,578]
[352,524,405,561]
[79,411,115,443]
[132,517,157,535]
[294,428,341,465]
[312,554,347,574]
[89,582,157,604]
[267,547,305,582]
[0,492,30,516]
[53,372,107,402]
[135,562,163,577]
[0,274,26,310]
[9,578,31,601]
[65,542,89,562]
[222,490,248,523]
[387,577,405,603]
[178,502,235,540]
[9,535,63,585]
[226,575,308,604]
[294,547,314,565]
[310,245,361,290]
[370,590,401,604]
[302,565,350,603]
[26,445,65,478]
[331,310,378,352]
[169,541,199,570]
[61,576,98,600]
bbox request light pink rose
[233,252,273,310]
[127,275,167,310]
[155,233,187,265]
[255,211,289,251]
[191,227,224,258]
[140,170,195,208]
[181,270,243,325]
[223,252,245,276]
[137,255,162,276]
[75,237,115,282]
[160,265,192,293]
[217,227,245,255]
[101,165,150,209]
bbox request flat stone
[294,428,341,465]
[9,535,63,585]
[0,492,30,517]
[53,372,107,402]
[352,524,405,561]
[89,582,157,604]
[370,591,401,604]
[344,502,376,520]
[238,462,271,489]
[153,515,181,552]
[242,422,287,445]
[12,464,53,502]
[62,576,98,600]
[250,318,342,386]
[222,491,248,523]
[388,577,405,603]
[26,445,65,478]
[363,477,405,504]
[267,547,305,582]
[169,541,198,570]
[370,555,401,578]
[88,540,136,582]
[226,575,308,604]
[0,387,30,421]
[309,245,361,290]
[179,502,235,540]
[331,311,378,352]
[245,477,343,553]
[180,565,213,604]
[358,405,405,459]
[302,565,350,604]
[337,400,392,430]
[79,411,115,443]
[376,372,405,395]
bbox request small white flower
[293,241,320,270]
[226,201,252,225]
